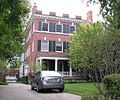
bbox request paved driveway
[0,83,81,100]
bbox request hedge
[103,74,120,100]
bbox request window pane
[49,23,55,32]
[70,26,75,33]
[41,41,49,51]
[56,24,62,32]
[56,42,62,51]
[63,24,69,33]
[42,23,48,31]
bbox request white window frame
[55,42,63,52]
[55,24,63,33]
[41,40,49,51]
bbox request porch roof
[36,53,69,60]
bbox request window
[63,41,69,52]
[49,23,56,32]
[63,24,69,33]
[41,41,49,51]
[70,26,75,33]
[56,24,62,32]
[56,42,62,52]
[38,22,42,31]
[42,23,48,31]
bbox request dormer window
[42,22,48,31]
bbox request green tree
[68,22,120,96]
[0,0,30,69]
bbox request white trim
[33,14,86,23]
[33,30,73,36]
[37,57,69,60]
[55,59,58,71]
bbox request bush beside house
[17,76,28,84]
[103,74,120,100]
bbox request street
[0,83,81,100]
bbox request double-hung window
[63,24,69,33]
[56,24,62,33]
[49,23,56,32]
[41,41,49,51]
[70,25,75,33]
[56,42,62,52]
[42,22,48,31]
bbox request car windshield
[41,71,61,77]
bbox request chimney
[87,10,93,23]
[32,3,37,14]
[49,12,56,16]
[36,10,42,14]
[63,14,69,18]
[75,16,82,20]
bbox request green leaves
[0,0,30,69]
[68,22,104,70]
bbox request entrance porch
[36,56,74,77]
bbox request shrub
[17,76,28,84]
[0,80,7,85]
[103,74,120,100]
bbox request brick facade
[24,4,93,74]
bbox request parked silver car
[31,71,64,92]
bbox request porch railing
[58,71,81,77]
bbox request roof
[37,53,69,58]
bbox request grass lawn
[64,83,99,96]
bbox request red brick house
[24,4,93,77]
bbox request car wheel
[31,85,34,90]
[59,88,64,93]
[36,84,41,93]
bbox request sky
[29,0,103,22]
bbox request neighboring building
[6,68,19,82]
[24,4,93,77]
[19,53,29,77]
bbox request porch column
[36,59,42,71]
[55,59,58,72]
[70,67,72,77]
